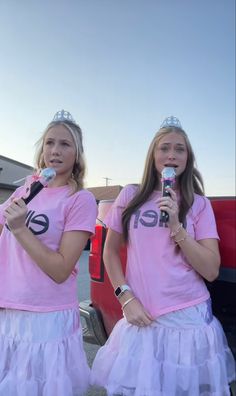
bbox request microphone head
[40,168,56,186]
[161,167,176,182]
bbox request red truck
[79,196,236,359]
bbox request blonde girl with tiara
[0,110,97,396]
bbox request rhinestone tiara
[160,116,182,129]
[51,109,77,125]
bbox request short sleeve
[64,190,97,234]
[0,200,9,225]
[0,188,24,225]
[0,175,36,225]
[105,185,138,234]
[193,196,219,241]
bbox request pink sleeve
[64,190,97,234]
[193,196,219,241]
[0,176,36,225]
[0,200,10,225]
[105,185,138,234]
[0,188,24,225]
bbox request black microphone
[23,168,56,204]
[159,167,176,224]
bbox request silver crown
[160,116,182,129]
[52,109,77,124]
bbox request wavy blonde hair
[122,126,205,241]
[34,121,85,193]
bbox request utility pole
[102,177,112,186]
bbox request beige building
[88,185,123,201]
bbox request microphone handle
[23,181,44,204]
[160,179,173,223]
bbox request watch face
[115,287,122,297]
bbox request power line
[102,177,112,186]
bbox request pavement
[78,251,107,396]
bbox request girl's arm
[4,198,90,283]
[158,189,220,282]
[172,230,220,282]
[104,228,153,326]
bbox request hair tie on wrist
[170,223,183,238]
[122,297,136,310]
[175,233,188,244]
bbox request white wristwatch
[114,284,131,299]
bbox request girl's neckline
[46,184,69,190]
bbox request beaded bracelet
[122,296,136,310]
[170,223,183,238]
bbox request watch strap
[114,284,131,298]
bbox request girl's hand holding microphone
[4,198,27,234]
[157,187,180,229]
[3,168,55,234]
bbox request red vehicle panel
[210,198,236,269]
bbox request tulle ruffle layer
[91,303,235,396]
[0,308,90,396]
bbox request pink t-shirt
[105,185,219,318]
[0,182,97,312]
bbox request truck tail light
[89,225,106,282]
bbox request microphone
[23,168,56,204]
[159,167,176,224]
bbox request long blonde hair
[122,127,204,241]
[34,121,86,193]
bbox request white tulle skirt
[91,300,235,396]
[0,307,90,396]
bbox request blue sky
[0,0,235,195]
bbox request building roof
[0,155,33,170]
[88,185,123,201]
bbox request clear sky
[0,0,235,195]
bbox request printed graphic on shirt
[5,210,49,235]
[130,209,168,229]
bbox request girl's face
[43,124,77,182]
[154,132,188,179]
